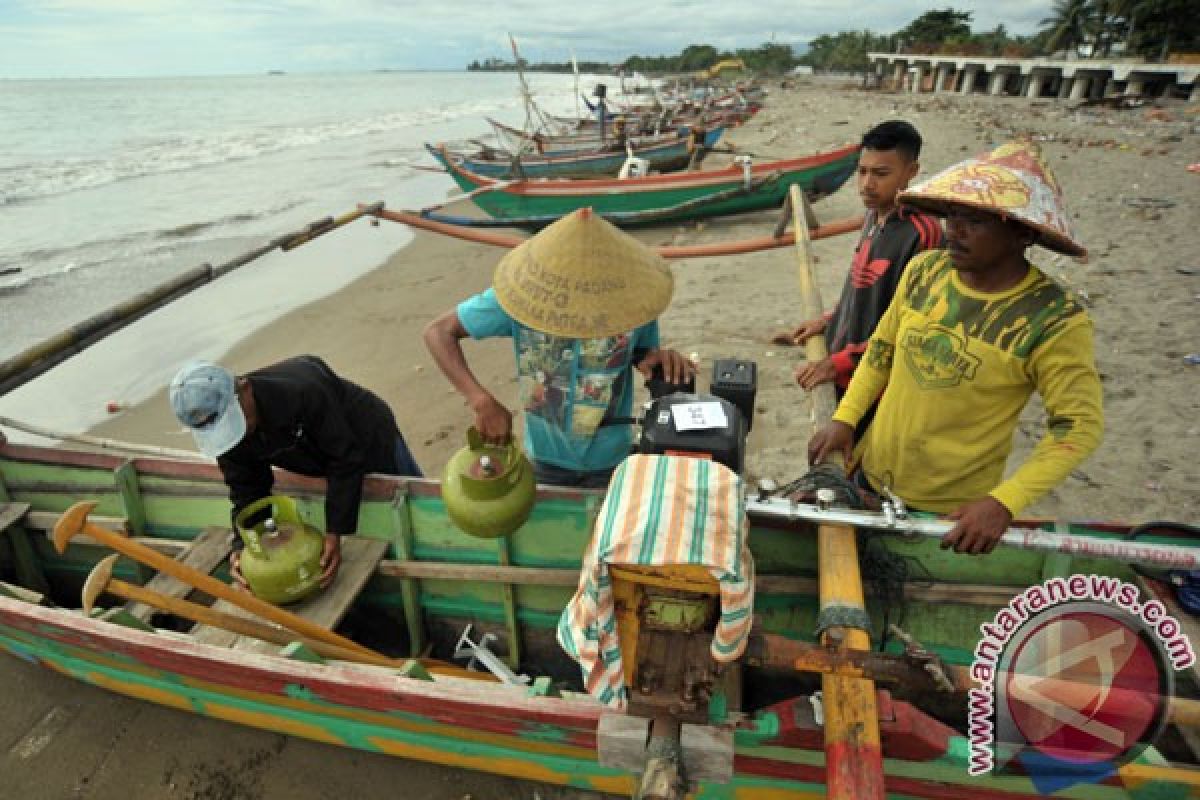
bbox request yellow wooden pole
[789,184,885,799]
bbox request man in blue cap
[169,355,421,588]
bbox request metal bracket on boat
[814,604,873,639]
[453,624,530,686]
[744,496,1200,571]
[809,691,824,727]
[879,486,908,528]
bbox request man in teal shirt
[424,209,693,488]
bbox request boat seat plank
[0,502,32,533]
[124,526,234,622]
[191,537,388,652]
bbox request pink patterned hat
[899,140,1086,258]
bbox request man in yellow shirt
[808,141,1103,556]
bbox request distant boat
[430,143,862,225]
[267,70,286,76]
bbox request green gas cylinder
[234,495,325,604]
[441,428,536,538]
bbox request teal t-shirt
[457,289,659,472]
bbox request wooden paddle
[81,554,492,681]
[54,501,381,659]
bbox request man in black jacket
[169,356,421,588]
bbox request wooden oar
[790,183,885,800]
[81,554,492,681]
[53,501,380,659]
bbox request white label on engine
[671,402,728,431]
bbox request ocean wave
[0,99,523,205]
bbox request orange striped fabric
[556,454,754,709]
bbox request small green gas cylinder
[441,428,535,538]
[234,495,325,604]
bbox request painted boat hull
[434,144,862,223]
[0,441,1196,798]
[430,127,725,180]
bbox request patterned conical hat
[493,208,674,338]
[899,140,1086,257]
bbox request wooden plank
[0,579,44,604]
[193,536,388,653]
[113,460,147,535]
[495,535,522,670]
[124,526,234,622]
[0,500,49,596]
[389,489,426,658]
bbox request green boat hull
[0,441,1195,798]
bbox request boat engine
[610,359,757,723]
[637,358,756,474]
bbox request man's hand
[941,497,1013,555]
[808,420,855,466]
[636,348,697,385]
[229,550,249,591]
[770,317,827,347]
[319,533,342,588]
[470,392,513,445]
[794,358,837,390]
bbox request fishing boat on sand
[428,125,725,180]
[429,142,862,224]
[1,433,1198,798]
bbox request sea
[0,71,601,438]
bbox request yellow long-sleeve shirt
[833,249,1103,516]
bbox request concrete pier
[868,53,1200,101]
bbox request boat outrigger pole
[0,202,383,398]
[789,184,886,799]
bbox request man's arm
[943,317,1103,555]
[423,308,513,445]
[219,455,274,533]
[990,318,1104,515]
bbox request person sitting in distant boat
[423,209,694,489]
[168,355,422,587]
[808,140,1104,556]
[774,120,942,420]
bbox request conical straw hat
[493,209,674,338]
[899,140,1086,258]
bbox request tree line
[468,7,1198,76]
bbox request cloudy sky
[2,0,1051,79]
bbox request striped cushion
[557,454,754,709]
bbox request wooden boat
[1,438,1198,798]
[431,143,862,223]
[428,126,726,180]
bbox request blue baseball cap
[168,361,246,457]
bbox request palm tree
[1040,0,1095,55]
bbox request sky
[1,0,1052,79]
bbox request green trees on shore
[468,7,1197,77]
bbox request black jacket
[218,355,402,535]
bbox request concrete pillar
[1025,74,1044,98]
[1057,77,1073,99]
[989,71,1007,96]
[1125,76,1145,96]
[1069,76,1089,100]
[935,65,953,93]
[960,68,976,94]
[912,66,926,93]
[891,62,905,89]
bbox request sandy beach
[5,79,1200,799]
[92,78,1200,523]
